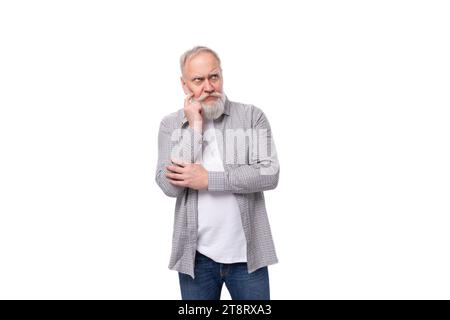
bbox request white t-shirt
[197,119,247,263]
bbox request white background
[1,0,449,299]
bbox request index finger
[166,165,185,173]
[171,157,188,167]
[184,92,194,103]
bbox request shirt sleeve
[207,107,280,194]
[155,117,203,197]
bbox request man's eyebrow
[191,70,221,81]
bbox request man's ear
[180,77,192,95]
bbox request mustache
[195,92,223,102]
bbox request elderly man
[155,46,280,300]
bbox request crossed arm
[155,108,280,198]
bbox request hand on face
[183,91,204,131]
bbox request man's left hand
[166,158,208,190]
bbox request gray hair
[180,46,221,75]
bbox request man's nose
[203,79,214,93]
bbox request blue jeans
[178,251,270,300]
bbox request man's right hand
[184,93,203,132]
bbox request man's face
[181,52,223,106]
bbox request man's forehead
[185,52,221,74]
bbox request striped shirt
[155,96,280,279]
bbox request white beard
[200,92,226,120]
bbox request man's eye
[193,78,202,83]
[210,75,219,80]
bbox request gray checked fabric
[155,96,280,279]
